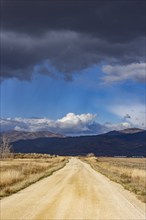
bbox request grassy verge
[0,155,69,198]
[81,157,146,203]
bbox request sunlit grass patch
[0,155,68,198]
[81,157,146,203]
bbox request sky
[0,0,146,135]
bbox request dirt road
[1,158,145,219]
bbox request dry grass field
[81,157,146,203]
[0,154,69,198]
[1,158,145,220]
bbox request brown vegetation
[0,137,13,159]
[0,154,68,198]
[81,157,146,203]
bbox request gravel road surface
[1,158,145,219]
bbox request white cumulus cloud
[104,122,131,131]
[1,111,145,136]
[0,113,98,135]
[109,104,146,129]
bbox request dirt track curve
[1,158,146,220]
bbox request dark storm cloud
[1,0,146,80]
[2,0,145,41]
[124,114,131,119]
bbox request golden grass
[0,170,24,187]
[0,155,68,198]
[81,157,146,203]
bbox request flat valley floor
[1,158,146,220]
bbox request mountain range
[0,130,64,142]
[1,128,145,157]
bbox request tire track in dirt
[1,158,145,219]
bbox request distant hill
[9,129,146,157]
[0,130,64,143]
[119,128,144,134]
[104,128,144,136]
